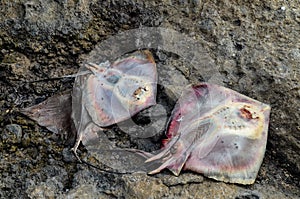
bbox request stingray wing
[144,83,270,184]
[73,50,157,127]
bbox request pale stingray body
[22,50,157,158]
[138,83,270,184]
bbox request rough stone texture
[0,0,299,198]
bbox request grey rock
[0,0,299,198]
[2,124,22,144]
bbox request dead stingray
[22,50,157,160]
[133,83,271,184]
[22,51,270,184]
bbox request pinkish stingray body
[71,50,157,156]
[136,83,270,184]
[74,51,157,127]
[22,50,157,159]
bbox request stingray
[22,52,271,184]
[21,50,158,159]
[133,83,271,184]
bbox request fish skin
[22,50,158,161]
[142,83,270,185]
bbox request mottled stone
[0,0,299,198]
[159,172,204,186]
[2,124,22,144]
[122,173,168,198]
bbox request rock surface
[0,0,299,198]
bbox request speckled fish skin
[71,50,157,156]
[143,83,270,185]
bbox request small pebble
[62,148,77,163]
[2,124,23,144]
